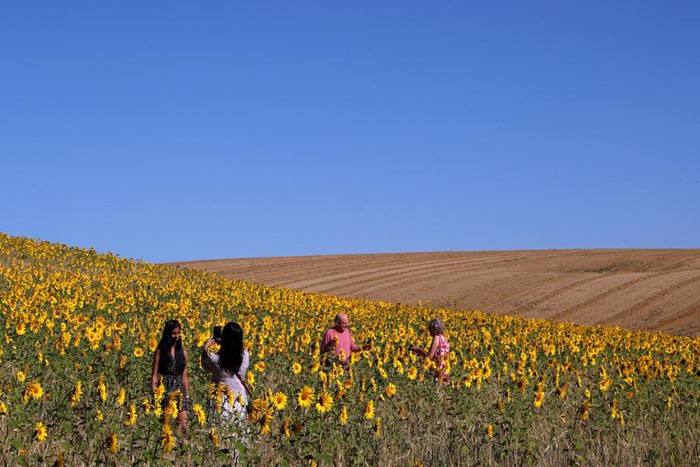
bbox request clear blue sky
[2,1,699,262]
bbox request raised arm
[201,338,214,370]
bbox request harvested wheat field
[173,249,700,337]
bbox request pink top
[433,335,450,368]
[322,328,355,361]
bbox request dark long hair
[157,319,186,374]
[218,322,244,374]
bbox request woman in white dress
[201,322,250,420]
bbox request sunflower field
[0,233,698,466]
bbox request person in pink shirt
[410,318,450,383]
[321,312,371,368]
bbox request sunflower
[226,387,236,408]
[117,388,126,406]
[167,398,178,419]
[23,381,44,404]
[486,423,494,439]
[556,383,568,400]
[0,402,7,416]
[580,400,590,421]
[210,427,220,448]
[292,362,302,374]
[315,391,333,414]
[193,404,206,425]
[407,367,418,381]
[272,392,287,411]
[35,421,48,442]
[339,405,349,425]
[16,370,26,383]
[124,404,137,426]
[610,399,619,420]
[385,383,397,398]
[534,390,545,408]
[364,400,375,420]
[70,381,82,407]
[97,377,107,402]
[133,347,144,358]
[260,408,274,435]
[161,423,176,453]
[298,386,315,409]
[108,434,118,454]
[142,397,152,415]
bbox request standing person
[201,322,251,420]
[410,318,450,382]
[152,319,190,434]
[321,312,371,368]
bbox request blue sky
[2,1,698,262]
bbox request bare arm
[350,333,360,352]
[427,335,440,360]
[182,349,190,397]
[410,345,428,357]
[411,336,439,359]
[351,335,372,352]
[151,349,161,391]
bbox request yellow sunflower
[297,386,315,409]
[108,434,118,454]
[272,392,287,411]
[35,421,48,442]
[339,405,349,425]
[315,391,333,414]
[364,400,375,420]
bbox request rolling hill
[172,249,700,337]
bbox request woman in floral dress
[151,319,190,434]
[410,318,450,383]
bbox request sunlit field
[1,233,698,466]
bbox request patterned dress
[161,356,189,412]
[432,335,450,381]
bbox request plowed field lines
[172,249,700,337]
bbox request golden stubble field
[174,249,700,337]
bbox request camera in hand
[213,325,222,342]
